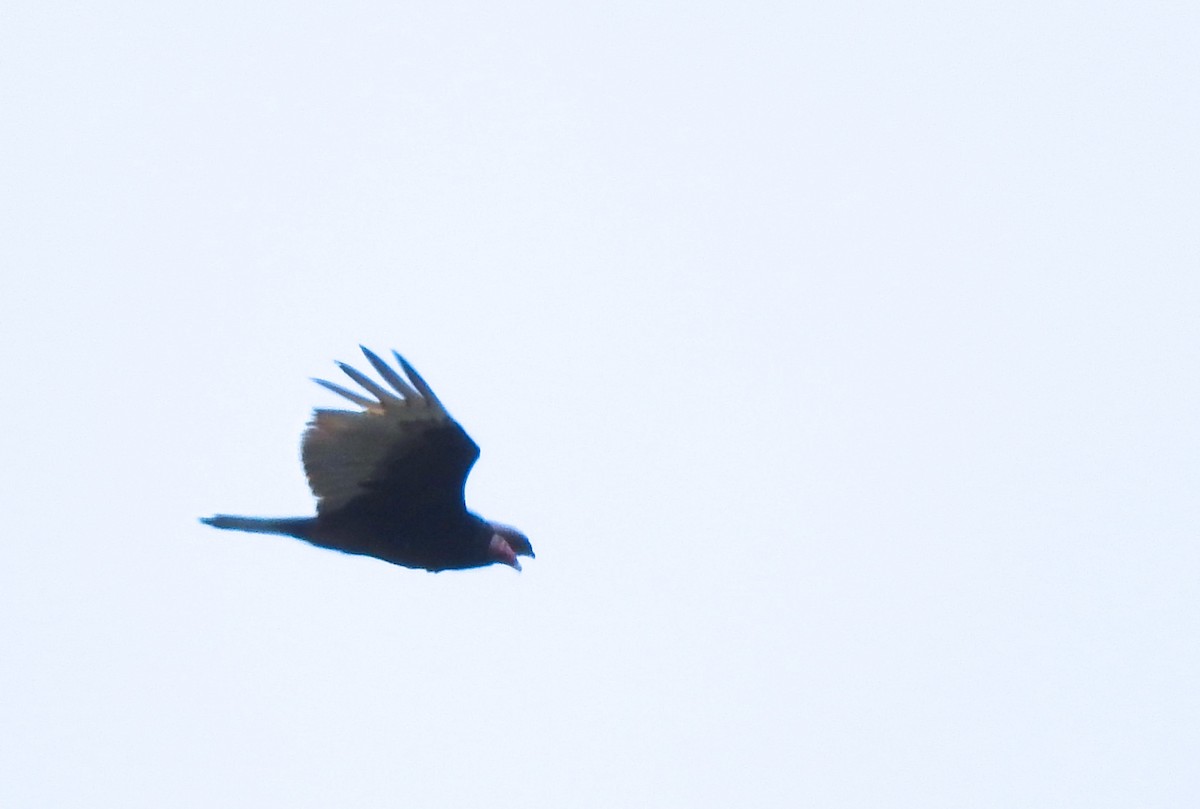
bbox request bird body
[201,348,533,572]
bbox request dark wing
[302,348,479,515]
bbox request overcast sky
[2,2,1198,807]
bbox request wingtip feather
[337,361,398,406]
[313,377,378,409]
[361,346,420,399]
[393,353,444,409]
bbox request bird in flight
[201,347,534,572]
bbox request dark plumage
[201,348,533,572]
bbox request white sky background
[2,2,1198,806]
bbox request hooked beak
[488,533,523,572]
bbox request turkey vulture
[200,347,534,572]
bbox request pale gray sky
[2,2,1198,807]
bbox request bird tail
[200,514,314,539]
